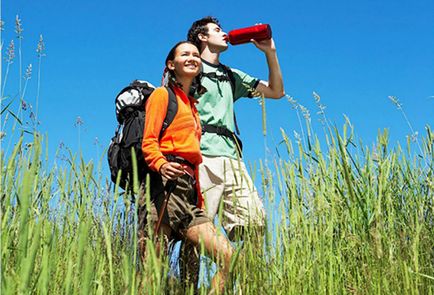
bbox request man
[179,16,284,289]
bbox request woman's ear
[167,60,175,71]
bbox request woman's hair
[163,41,207,96]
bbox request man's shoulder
[221,65,251,78]
[219,62,232,70]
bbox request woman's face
[167,43,201,79]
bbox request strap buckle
[215,125,225,136]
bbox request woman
[140,41,233,292]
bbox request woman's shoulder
[152,86,169,96]
[148,87,170,103]
[146,86,170,108]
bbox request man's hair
[187,16,221,52]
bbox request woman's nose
[188,56,200,63]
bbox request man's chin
[219,43,229,52]
[210,43,229,54]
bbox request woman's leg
[155,223,172,257]
[184,221,234,293]
[138,201,173,264]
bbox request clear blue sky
[2,0,433,168]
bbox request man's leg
[200,156,226,219]
[221,158,266,241]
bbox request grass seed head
[36,35,46,57]
[299,104,311,121]
[24,64,32,80]
[388,95,402,109]
[75,116,84,127]
[313,91,321,103]
[286,94,298,110]
[6,40,15,63]
[15,15,23,39]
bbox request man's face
[202,23,228,52]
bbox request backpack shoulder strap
[220,64,241,135]
[160,86,178,136]
[220,64,236,100]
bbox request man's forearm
[264,50,284,98]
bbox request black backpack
[107,80,177,190]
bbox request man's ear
[198,33,207,42]
[167,60,175,71]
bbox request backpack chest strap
[202,124,233,138]
[202,124,243,154]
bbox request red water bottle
[228,24,272,45]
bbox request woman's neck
[175,77,193,95]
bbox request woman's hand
[160,162,185,180]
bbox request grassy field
[1,123,433,294]
[1,17,433,294]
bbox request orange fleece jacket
[142,86,204,207]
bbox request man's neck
[200,47,220,65]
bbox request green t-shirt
[196,59,259,159]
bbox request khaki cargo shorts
[138,173,210,241]
[199,155,266,239]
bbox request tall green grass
[1,17,433,294]
[1,135,172,294]
[1,123,433,294]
